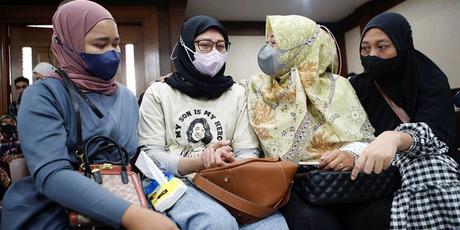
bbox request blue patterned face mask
[80,50,121,81]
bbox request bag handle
[374,80,410,123]
[193,173,291,218]
[83,135,130,184]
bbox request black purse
[294,164,401,205]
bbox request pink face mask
[180,38,228,77]
[192,50,227,77]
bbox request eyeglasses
[194,40,231,53]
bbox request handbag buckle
[100,163,113,170]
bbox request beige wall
[388,0,460,88]
[225,35,265,82]
[344,26,363,74]
[343,0,460,87]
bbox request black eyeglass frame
[193,40,231,52]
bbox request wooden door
[117,24,145,97]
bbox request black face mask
[360,55,401,80]
[1,124,17,136]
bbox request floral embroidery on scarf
[253,101,275,124]
[307,131,341,159]
[250,101,275,140]
[261,77,296,107]
[298,61,318,88]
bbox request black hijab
[350,12,455,148]
[165,15,234,99]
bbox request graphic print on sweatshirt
[174,108,225,157]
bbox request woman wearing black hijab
[350,12,460,228]
[165,16,234,99]
[138,15,288,229]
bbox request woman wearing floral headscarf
[247,15,374,165]
[1,1,175,229]
[247,15,391,230]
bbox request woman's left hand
[351,131,401,180]
[319,149,355,171]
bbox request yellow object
[146,177,187,212]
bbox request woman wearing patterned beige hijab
[247,15,373,167]
[246,15,391,230]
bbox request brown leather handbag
[193,158,297,224]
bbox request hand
[318,149,355,171]
[351,131,401,180]
[215,145,236,163]
[201,140,235,168]
[121,205,178,230]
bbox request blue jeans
[167,183,288,230]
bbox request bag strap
[56,69,85,161]
[374,80,410,123]
[194,173,291,218]
[55,69,103,176]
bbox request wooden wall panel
[0,21,9,114]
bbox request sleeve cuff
[141,145,181,176]
[395,123,421,154]
[339,142,368,156]
[234,148,260,159]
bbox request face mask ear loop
[304,25,321,47]
[53,36,82,71]
[180,36,195,63]
[170,42,178,60]
[54,36,77,54]
[282,24,320,68]
[320,25,342,75]
[284,45,306,66]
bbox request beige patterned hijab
[247,15,374,162]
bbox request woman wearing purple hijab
[0,1,176,229]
